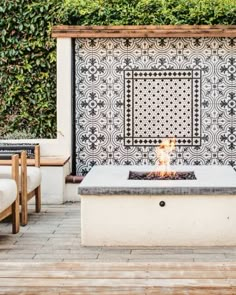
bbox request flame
[153,138,176,178]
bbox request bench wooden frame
[0,154,20,234]
[0,144,41,226]
[20,145,41,225]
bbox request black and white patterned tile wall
[75,38,236,175]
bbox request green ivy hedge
[63,0,236,25]
[0,0,63,139]
[0,0,236,139]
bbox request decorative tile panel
[124,69,201,146]
[75,38,236,175]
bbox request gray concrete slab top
[79,165,236,195]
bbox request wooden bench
[0,155,71,204]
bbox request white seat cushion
[26,167,41,193]
[0,166,41,193]
[0,179,17,212]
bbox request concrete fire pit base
[79,165,236,246]
[81,194,236,246]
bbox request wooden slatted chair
[0,154,20,234]
[0,145,41,225]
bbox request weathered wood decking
[1,204,236,294]
[0,261,236,294]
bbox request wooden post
[35,145,40,168]
[11,154,19,234]
[34,145,41,213]
[21,151,28,226]
[35,186,41,213]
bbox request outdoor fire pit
[79,165,236,247]
[128,170,196,180]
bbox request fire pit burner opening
[128,171,197,180]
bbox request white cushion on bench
[0,179,17,212]
[26,167,41,193]
[0,166,41,193]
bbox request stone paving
[0,203,236,262]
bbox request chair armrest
[34,145,40,168]
[0,153,19,186]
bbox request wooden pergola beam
[52,25,236,38]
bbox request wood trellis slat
[52,25,236,38]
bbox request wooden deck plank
[0,270,232,279]
[0,278,234,287]
[0,261,233,270]
[0,287,235,295]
